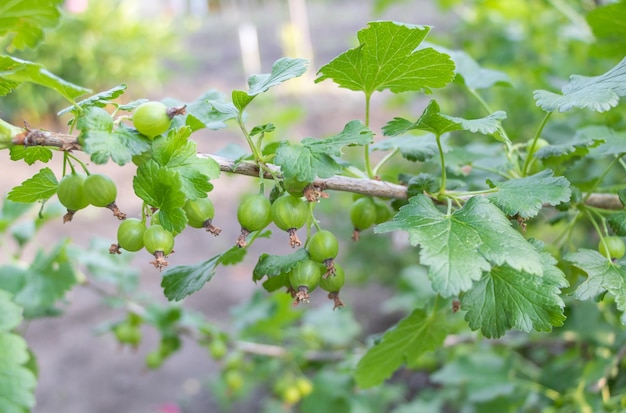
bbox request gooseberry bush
[2,1,626,412]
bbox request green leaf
[534,132,602,171]
[57,84,127,116]
[274,120,373,182]
[488,170,571,219]
[566,249,626,324]
[0,55,89,101]
[231,90,255,112]
[252,248,309,282]
[587,1,626,58]
[161,255,221,301]
[3,241,78,317]
[355,309,447,388]
[0,0,62,50]
[376,195,543,296]
[383,100,506,138]
[431,351,518,403]
[9,146,53,165]
[166,90,235,131]
[218,245,247,266]
[0,319,37,413]
[0,290,22,332]
[608,212,626,236]
[462,249,568,338]
[248,57,308,96]
[443,48,512,89]
[133,160,187,234]
[578,125,626,158]
[151,128,220,199]
[316,21,455,95]
[77,107,151,165]
[8,167,58,203]
[371,133,440,162]
[533,57,626,113]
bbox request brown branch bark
[8,130,625,210]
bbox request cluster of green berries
[57,172,126,222]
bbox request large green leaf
[534,57,626,113]
[133,160,187,234]
[316,21,455,96]
[0,0,63,50]
[462,249,568,338]
[0,55,89,101]
[370,134,440,162]
[151,128,219,199]
[376,195,543,296]
[355,309,447,388]
[487,170,571,219]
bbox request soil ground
[0,2,450,412]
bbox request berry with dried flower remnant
[184,197,221,235]
[236,194,272,247]
[143,225,174,269]
[57,172,90,223]
[271,194,308,248]
[288,259,321,306]
[307,229,339,277]
[320,263,345,310]
[350,197,377,241]
[84,173,126,220]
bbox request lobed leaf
[0,55,90,101]
[443,48,512,90]
[77,107,151,165]
[567,249,626,324]
[488,170,571,219]
[376,195,543,296]
[274,120,373,182]
[9,146,53,165]
[579,126,626,158]
[133,160,187,234]
[248,57,308,96]
[462,249,568,338]
[316,21,455,95]
[7,167,58,203]
[355,309,447,388]
[534,57,626,113]
[151,128,219,199]
[383,100,506,140]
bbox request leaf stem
[372,147,399,177]
[468,87,512,148]
[364,93,375,178]
[582,155,623,204]
[436,134,447,195]
[522,112,553,176]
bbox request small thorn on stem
[204,220,222,236]
[236,228,251,248]
[109,243,122,254]
[303,184,329,202]
[107,202,127,220]
[287,228,302,248]
[328,292,344,310]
